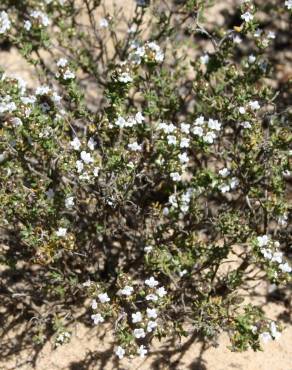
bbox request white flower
[230,177,239,189]
[115,346,125,359]
[144,245,153,253]
[36,85,51,95]
[137,345,148,358]
[52,92,62,104]
[192,126,204,137]
[208,119,221,131]
[271,252,283,264]
[279,262,291,273]
[158,122,176,134]
[261,248,273,260]
[87,137,96,151]
[76,160,84,173]
[169,194,178,208]
[179,269,188,277]
[180,137,190,148]
[219,168,230,178]
[156,286,167,298]
[170,172,181,182]
[259,332,272,343]
[115,116,126,128]
[194,116,205,125]
[125,116,136,128]
[63,69,75,80]
[163,207,169,216]
[83,280,92,287]
[241,12,254,22]
[278,213,288,227]
[254,29,262,38]
[267,31,276,39]
[79,172,90,181]
[118,72,133,83]
[56,227,67,237]
[146,308,157,319]
[132,311,143,323]
[91,313,104,325]
[241,121,252,129]
[219,184,230,194]
[57,58,68,67]
[91,299,98,309]
[93,167,100,177]
[147,41,164,63]
[270,322,281,340]
[167,135,177,145]
[98,292,110,303]
[81,151,93,164]
[239,106,246,114]
[0,11,11,34]
[65,196,74,209]
[282,170,291,177]
[249,100,260,110]
[248,54,256,64]
[99,18,109,28]
[135,111,145,124]
[181,122,190,134]
[203,131,216,144]
[285,0,292,9]
[200,54,209,65]
[21,95,36,105]
[128,24,137,33]
[178,152,189,164]
[146,293,158,301]
[133,328,146,338]
[128,142,142,151]
[30,11,51,27]
[11,117,23,127]
[233,35,242,44]
[120,285,134,296]
[257,235,269,247]
[24,20,32,31]
[145,276,159,288]
[155,50,164,63]
[147,320,157,332]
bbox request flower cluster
[86,276,167,359]
[191,116,222,144]
[285,0,292,10]
[56,58,75,81]
[55,331,71,346]
[218,168,239,194]
[0,11,11,34]
[257,236,291,274]
[30,10,51,28]
[259,321,281,343]
[113,112,145,129]
[166,188,194,215]
[70,136,100,181]
[129,41,164,65]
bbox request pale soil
[1,1,291,369]
[3,295,292,370]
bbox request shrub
[0,0,291,362]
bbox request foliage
[0,0,291,362]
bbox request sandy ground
[3,300,292,370]
[1,1,291,369]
